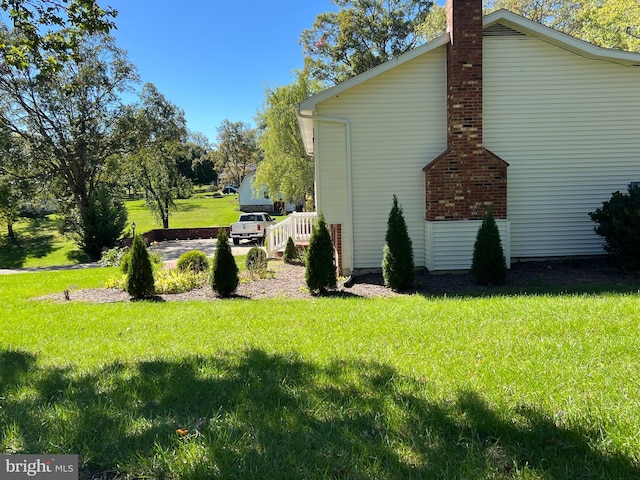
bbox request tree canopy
[214,120,259,188]
[0,33,137,211]
[0,0,117,74]
[254,72,321,205]
[301,0,433,85]
[117,83,188,229]
[417,0,640,52]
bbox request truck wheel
[257,236,265,246]
[233,238,240,246]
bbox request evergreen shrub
[210,228,239,297]
[382,195,414,291]
[589,185,640,270]
[283,236,298,264]
[125,234,155,299]
[305,214,336,294]
[80,186,128,260]
[471,209,507,285]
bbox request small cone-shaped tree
[210,228,239,297]
[305,214,337,294]
[125,234,155,299]
[471,209,507,285]
[283,236,298,264]
[382,195,414,291]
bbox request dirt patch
[36,257,639,304]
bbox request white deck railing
[267,212,317,258]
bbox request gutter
[295,107,355,274]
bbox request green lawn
[0,194,244,269]
[125,193,242,233]
[1,268,639,479]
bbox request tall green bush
[210,228,239,297]
[589,185,640,270]
[382,195,414,291]
[305,214,336,294]
[125,234,155,299]
[471,209,507,285]
[80,186,128,260]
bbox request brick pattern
[424,0,508,221]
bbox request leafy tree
[0,32,137,213]
[578,0,640,52]
[471,209,507,285]
[415,4,446,41]
[175,140,217,186]
[117,83,188,229]
[254,71,320,205]
[589,185,640,270]
[125,233,155,300]
[484,0,584,36]
[382,195,414,290]
[305,214,337,294]
[301,0,433,85]
[79,186,128,260]
[0,131,35,240]
[210,228,239,297]
[0,0,116,74]
[214,120,259,188]
[417,0,640,53]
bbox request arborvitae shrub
[246,246,268,273]
[283,236,298,264]
[471,209,507,285]
[80,186,128,260]
[177,250,209,273]
[125,234,155,299]
[382,195,414,291]
[305,214,337,294]
[589,185,640,270]
[120,251,131,273]
[210,228,239,297]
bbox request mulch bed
[37,257,639,304]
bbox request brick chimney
[423,0,508,221]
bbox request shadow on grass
[1,348,638,479]
[0,230,58,268]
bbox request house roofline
[296,9,640,154]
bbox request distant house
[238,172,297,213]
[296,0,640,275]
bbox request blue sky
[106,1,337,144]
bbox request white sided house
[238,172,297,213]
[296,0,640,275]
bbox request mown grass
[0,195,242,269]
[125,194,242,233]
[1,268,639,479]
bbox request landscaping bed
[40,256,638,303]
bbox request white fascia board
[484,9,640,66]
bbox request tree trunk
[7,221,15,241]
[163,199,169,229]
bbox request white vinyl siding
[425,220,510,271]
[484,33,640,259]
[316,48,447,272]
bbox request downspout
[295,108,354,274]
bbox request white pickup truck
[229,212,276,245]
